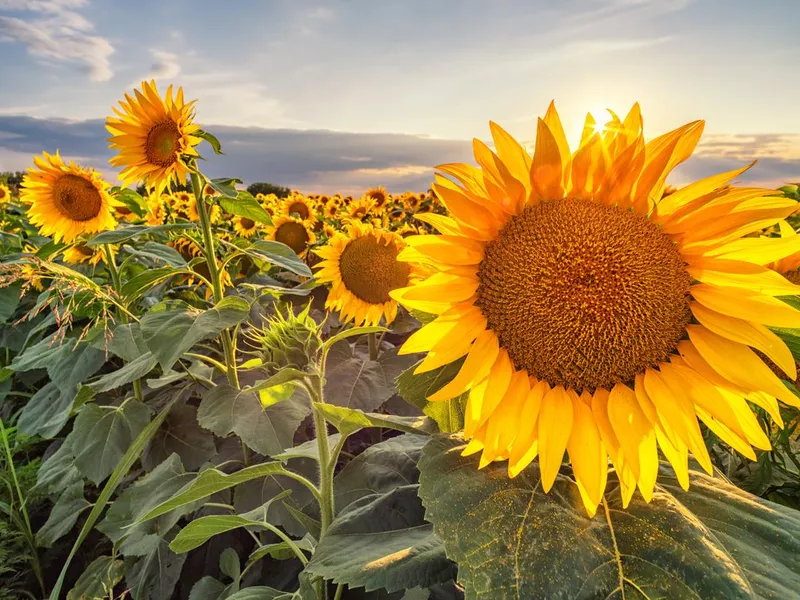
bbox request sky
[0,0,798,193]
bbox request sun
[391,101,800,517]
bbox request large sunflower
[22,151,118,243]
[315,222,425,326]
[266,216,316,257]
[391,102,800,517]
[106,81,202,195]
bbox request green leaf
[35,438,83,493]
[220,547,241,582]
[244,239,312,277]
[49,396,180,600]
[98,454,195,557]
[771,325,800,361]
[17,382,72,438]
[419,435,800,600]
[324,346,418,412]
[306,485,455,593]
[220,192,274,225]
[69,401,152,485]
[142,403,217,471]
[209,177,240,198]
[121,267,181,301]
[246,536,315,565]
[189,577,227,600]
[115,187,146,216]
[89,352,158,393]
[142,297,250,370]
[198,130,223,155]
[109,323,150,362]
[49,341,106,393]
[396,359,466,433]
[86,222,195,246]
[275,434,342,462]
[0,283,21,323]
[247,367,307,393]
[316,404,436,437]
[125,241,188,267]
[126,534,187,600]
[138,460,297,523]
[170,515,262,553]
[66,556,129,600]
[334,434,428,511]
[322,326,387,353]
[226,588,293,600]
[35,482,91,547]
[197,383,311,456]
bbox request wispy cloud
[0,0,113,81]
[135,49,181,84]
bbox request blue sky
[0,0,798,193]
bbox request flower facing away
[106,80,202,195]
[266,216,316,257]
[234,216,259,238]
[391,102,800,516]
[22,151,119,243]
[62,243,116,267]
[315,221,426,326]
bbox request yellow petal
[530,118,564,202]
[567,393,606,516]
[607,383,648,480]
[537,386,573,492]
[428,329,499,402]
[508,380,547,477]
[691,284,800,328]
[686,258,800,296]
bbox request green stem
[0,418,45,596]
[189,168,240,389]
[367,332,379,361]
[333,584,344,600]
[104,244,143,402]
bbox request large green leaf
[69,401,152,485]
[242,239,312,277]
[142,403,217,471]
[316,404,436,437]
[138,460,298,523]
[98,454,195,557]
[17,382,72,438]
[396,360,466,433]
[334,434,428,511]
[35,439,83,493]
[197,383,310,456]
[324,346,417,412]
[35,482,91,547]
[109,323,150,361]
[89,352,158,393]
[419,435,800,600]
[125,241,188,267]
[66,556,129,600]
[86,222,195,245]
[170,515,263,553]
[121,267,182,301]
[0,283,21,323]
[141,297,250,370]
[220,192,274,225]
[126,534,187,600]
[306,485,456,593]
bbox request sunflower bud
[253,303,322,374]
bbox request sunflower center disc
[240,218,255,230]
[145,120,181,167]
[475,197,692,391]
[339,236,411,304]
[52,174,103,222]
[276,222,310,254]
[288,202,310,220]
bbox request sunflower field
[0,81,799,600]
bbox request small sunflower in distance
[391,102,800,517]
[315,221,425,326]
[0,183,10,203]
[365,186,390,212]
[22,151,118,243]
[106,81,202,195]
[281,194,315,223]
[267,216,316,257]
[347,197,373,220]
[234,216,259,238]
[62,243,116,267]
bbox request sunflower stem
[189,168,239,389]
[104,243,143,402]
[367,332,379,361]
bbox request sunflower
[203,183,218,198]
[391,102,800,517]
[22,151,119,243]
[315,222,425,326]
[347,197,374,220]
[62,243,116,267]
[0,183,10,203]
[20,264,44,292]
[365,186,390,212]
[169,236,203,261]
[322,223,337,238]
[266,216,316,257]
[145,193,166,226]
[770,221,800,283]
[403,192,421,212]
[115,204,137,222]
[323,199,340,219]
[106,81,202,195]
[234,216,259,238]
[281,194,315,223]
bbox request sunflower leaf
[219,192,274,225]
[419,434,800,600]
[198,130,224,155]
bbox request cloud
[0,115,796,194]
[0,0,113,81]
[136,49,181,84]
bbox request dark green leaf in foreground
[142,403,217,471]
[86,222,195,245]
[126,534,187,600]
[66,556,129,600]
[419,435,800,600]
[142,296,250,370]
[306,484,456,593]
[198,383,310,456]
[243,239,312,277]
[396,359,466,433]
[35,482,91,547]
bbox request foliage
[246,183,292,199]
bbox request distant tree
[247,182,291,198]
